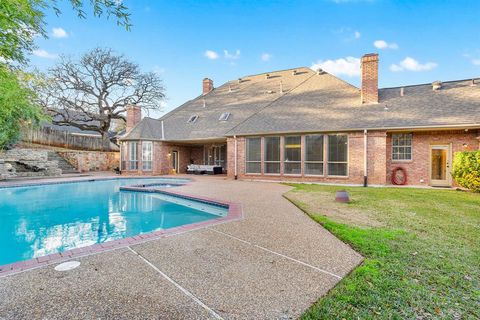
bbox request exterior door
[430,145,452,186]
[172,150,179,173]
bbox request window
[129,142,138,170]
[327,135,348,176]
[264,136,280,174]
[142,141,153,170]
[219,112,230,121]
[246,137,261,173]
[187,115,198,123]
[392,133,412,161]
[284,136,301,174]
[305,135,324,175]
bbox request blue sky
[31,0,480,117]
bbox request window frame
[129,141,138,170]
[187,115,198,123]
[391,133,413,162]
[326,134,349,178]
[263,136,281,175]
[142,141,153,171]
[245,137,262,174]
[304,134,325,177]
[283,135,302,176]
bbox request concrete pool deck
[0,175,363,319]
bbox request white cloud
[52,27,68,38]
[204,50,219,60]
[261,53,272,61]
[354,31,361,39]
[224,49,241,60]
[472,59,480,66]
[32,49,58,59]
[390,57,437,72]
[374,40,398,50]
[311,56,360,77]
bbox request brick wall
[386,130,480,186]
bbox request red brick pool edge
[0,188,243,277]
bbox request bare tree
[38,47,165,138]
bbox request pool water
[0,178,227,266]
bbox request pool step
[47,152,79,174]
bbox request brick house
[119,53,480,187]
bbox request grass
[284,185,480,319]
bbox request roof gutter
[225,123,480,137]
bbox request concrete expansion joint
[207,228,343,280]
[126,246,224,320]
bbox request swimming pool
[0,178,228,266]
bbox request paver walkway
[0,175,362,319]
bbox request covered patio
[120,139,227,175]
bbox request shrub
[451,151,480,192]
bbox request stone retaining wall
[0,148,62,179]
[58,151,119,172]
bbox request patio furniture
[187,164,223,175]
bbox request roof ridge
[225,72,317,136]
[238,66,310,79]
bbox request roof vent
[470,79,476,86]
[265,90,274,94]
[228,84,232,92]
[219,112,230,121]
[265,73,270,79]
[202,98,206,108]
[292,70,297,76]
[279,81,283,93]
[432,81,442,91]
[316,68,324,75]
[187,115,198,123]
[400,87,405,97]
[238,78,242,83]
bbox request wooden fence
[21,126,119,152]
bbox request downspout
[363,129,368,187]
[161,120,165,140]
[234,135,238,180]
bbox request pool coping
[0,180,243,277]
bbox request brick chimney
[361,53,379,104]
[126,105,141,132]
[202,78,214,95]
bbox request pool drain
[54,261,81,271]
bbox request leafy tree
[0,0,130,64]
[38,48,165,138]
[0,65,47,149]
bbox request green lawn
[284,185,480,319]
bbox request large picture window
[129,142,138,170]
[284,136,301,174]
[142,141,153,170]
[305,135,324,175]
[392,133,412,161]
[264,136,280,174]
[246,137,261,173]
[327,135,348,176]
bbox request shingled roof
[121,68,480,141]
